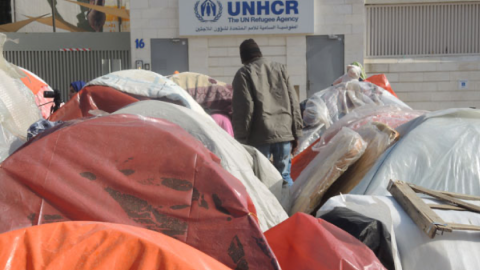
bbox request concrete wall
[365,56,480,110]
[130,0,366,101]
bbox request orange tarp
[365,74,398,98]
[0,114,279,270]
[265,213,386,270]
[0,222,231,270]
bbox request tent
[0,114,279,270]
[0,222,230,270]
[169,72,233,116]
[0,33,42,162]
[352,108,480,196]
[114,100,289,230]
[50,70,211,122]
[319,195,480,270]
[265,213,386,270]
[297,81,410,155]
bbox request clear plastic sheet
[87,70,210,119]
[0,222,231,270]
[319,194,480,270]
[290,128,367,215]
[322,123,399,205]
[0,36,42,161]
[0,114,279,270]
[169,72,233,115]
[115,100,288,231]
[352,108,480,196]
[297,82,411,155]
[265,213,386,270]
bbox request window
[367,3,480,57]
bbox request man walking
[232,39,303,187]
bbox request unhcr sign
[179,0,314,36]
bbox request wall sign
[179,0,314,36]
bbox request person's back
[232,39,302,186]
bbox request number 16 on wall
[135,39,145,49]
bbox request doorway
[151,39,189,76]
[306,35,345,97]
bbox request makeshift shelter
[291,105,424,181]
[297,81,410,155]
[265,213,386,270]
[319,194,480,270]
[290,128,367,215]
[50,70,211,122]
[352,108,480,196]
[114,100,288,230]
[0,222,231,270]
[169,72,233,115]
[0,114,279,270]
[0,33,42,162]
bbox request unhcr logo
[195,0,223,22]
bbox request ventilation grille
[3,50,130,102]
[367,3,480,57]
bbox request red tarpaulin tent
[0,114,279,270]
[265,213,386,270]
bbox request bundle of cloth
[169,72,234,136]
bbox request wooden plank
[408,183,480,214]
[65,0,130,19]
[440,191,480,201]
[428,204,467,211]
[388,180,452,239]
[448,223,480,232]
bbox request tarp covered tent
[0,222,231,270]
[352,108,480,196]
[0,33,42,162]
[265,213,386,270]
[50,70,211,122]
[297,81,410,155]
[292,105,424,181]
[19,67,54,119]
[319,195,480,270]
[0,114,279,270]
[114,100,288,231]
[169,72,233,116]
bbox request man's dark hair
[239,39,263,64]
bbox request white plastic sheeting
[88,70,210,119]
[114,100,288,231]
[319,194,480,270]
[290,128,367,215]
[0,34,42,162]
[352,108,480,197]
[297,81,411,155]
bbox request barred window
[367,3,480,57]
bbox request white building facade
[130,0,480,110]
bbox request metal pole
[51,0,56,32]
[118,0,122,32]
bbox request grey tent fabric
[352,108,480,196]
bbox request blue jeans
[255,142,294,187]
